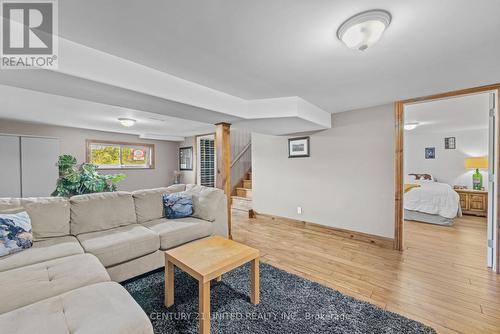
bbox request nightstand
[455,189,488,217]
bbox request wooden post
[215,122,232,239]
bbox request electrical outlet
[297,206,302,215]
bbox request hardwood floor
[232,211,500,334]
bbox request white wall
[404,129,488,189]
[252,104,395,238]
[0,119,179,192]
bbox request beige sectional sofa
[0,184,228,334]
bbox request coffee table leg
[165,260,174,307]
[251,257,260,305]
[199,280,210,334]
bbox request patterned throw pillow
[0,209,33,257]
[162,192,193,219]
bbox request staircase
[231,170,252,212]
[229,128,252,212]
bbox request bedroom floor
[232,211,500,334]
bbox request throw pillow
[0,209,33,257]
[162,192,193,219]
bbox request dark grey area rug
[122,262,436,334]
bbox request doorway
[394,84,500,273]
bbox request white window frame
[86,140,155,170]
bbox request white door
[0,135,21,197]
[487,91,498,269]
[21,137,59,197]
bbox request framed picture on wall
[444,137,456,149]
[288,137,310,158]
[179,146,193,170]
[425,147,435,159]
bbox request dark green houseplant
[52,155,126,197]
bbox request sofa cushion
[0,235,84,272]
[70,191,137,235]
[0,198,21,211]
[0,209,33,257]
[21,197,70,240]
[0,282,154,334]
[0,254,110,314]
[77,224,160,267]
[142,217,212,250]
[185,185,225,222]
[165,184,187,193]
[132,184,186,223]
[107,250,163,283]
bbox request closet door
[0,135,21,197]
[21,137,59,197]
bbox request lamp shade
[464,157,488,169]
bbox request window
[86,140,154,169]
[196,135,216,187]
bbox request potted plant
[51,154,126,197]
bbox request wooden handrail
[230,142,251,168]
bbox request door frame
[394,83,500,273]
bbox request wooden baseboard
[252,211,394,249]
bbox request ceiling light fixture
[118,118,136,127]
[337,9,391,51]
[404,122,419,131]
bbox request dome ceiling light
[118,118,137,127]
[337,10,391,51]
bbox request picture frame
[288,137,310,158]
[425,147,435,159]
[444,137,456,149]
[179,146,193,170]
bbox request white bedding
[404,180,460,219]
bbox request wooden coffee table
[164,236,260,334]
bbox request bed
[404,175,461,226]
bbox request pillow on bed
[414,179,435,185]
[408,174,434,181]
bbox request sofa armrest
[212,195,229,237]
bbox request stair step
[243,180,252,189]
[236,187,252,199]
[231,196,252,211]
[232,196,251,201]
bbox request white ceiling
[1,0,499,139]
[405,92,491,134]
[0,85,214,140]
[57,0,500,113]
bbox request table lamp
[464,157,488,190]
